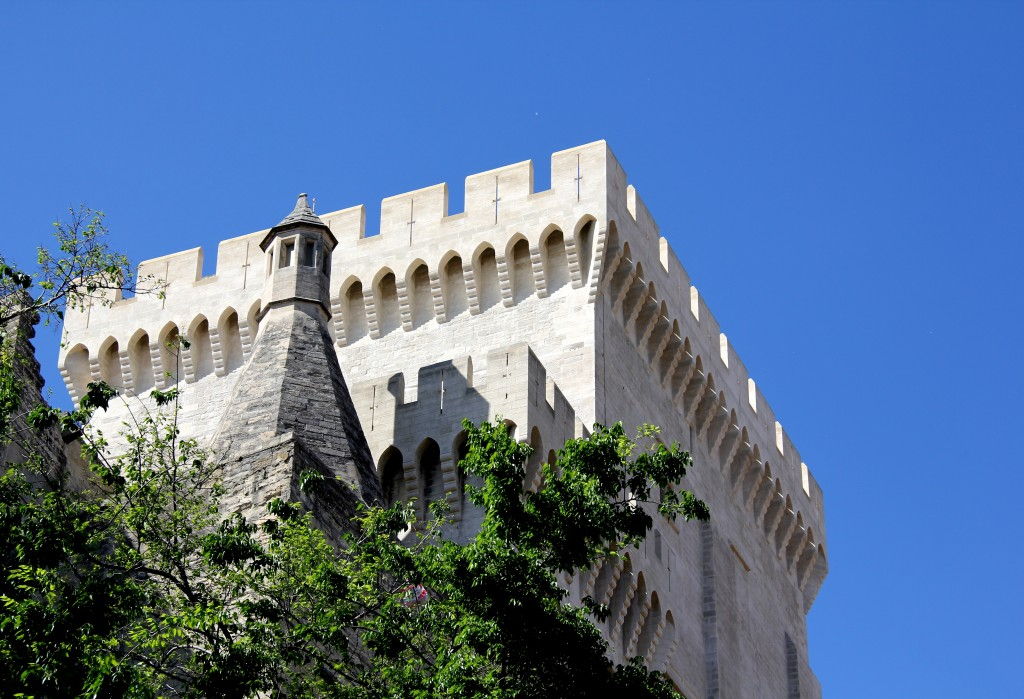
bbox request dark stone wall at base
[1,311,85,488]
[219,432,362,541]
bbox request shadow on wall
[377,358,494,541]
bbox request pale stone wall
[349,343,581,542]
[59,141,827,697]
[591,168,827,696]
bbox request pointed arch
[417,438,443,517]
[244,300,262,352]
[750,462,775,515]
[608,242,633,302]
[453,429,477,514]
[507,235,534,303]
[620,571,647,652]
[62,343,91,402]
[440,252,469,319]
[373,268,401,336]
[676,353,704,405]
[619,262,647,321]
[590,556,617,607]
[603,220,622,268]
[657,327,683,382]
[217,307,244,373]
[738,443,762,503]
[157,322,181,385]
[591,218,620,300]
[187,315,214,380]
[653,610,676,671]
[576,563,599,602]
[693,373,720,429]
[682,360,710,417]
[727,427,751,487]
[633,282,659,344]
[773,496,796,551]
[379,446,405,506]
[717,410,741,460]
[645,302,671,363]
[785,513,807,567]
[637,591,661,661]
[803,544,829,611]
[525,426,543,492]
[342,277,368,343]
[405,261,432,330]
[98,337,123,390]
[452,429,469,480]
[796,528,818,583]
[762,479,786,536]
[768,478,783,519]
[472,243,501,312]
[128,329,154,393]
[703,392,729,449]
[607,555,635,624]
[247,300,261,326]
[575,215,596,286]
[541,226,570,294]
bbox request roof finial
[292,193,311,215]
[273,192,325,229]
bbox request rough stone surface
[1,307,88,490]
[214,212,380,523]
[213,300,380,506]
[218,432,361,542]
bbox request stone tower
[59,142,828,697]
[213,194,380,534]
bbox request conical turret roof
[277,192,322,226]
[212,299,381,512]
[264,193,335,245]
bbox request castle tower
[260,193,335,320]
[59,144,828,697]
[213,194,381,532]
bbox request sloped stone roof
[276,193,323,228]
[213,301,381,515]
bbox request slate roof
[263,193,337,249]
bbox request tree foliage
[0,215,710,697]
[0,206,147,328]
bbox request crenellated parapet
[594,179,828,610]
[347,343,581,528]
[58,141,610,399]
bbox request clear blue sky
[2,2,1021,696]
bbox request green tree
[311,417,711,698]
[0,383,152,695]
[0,207,143,695]
[0,213,710,697]
[0,206,138,327]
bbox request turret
[260,193,335,319]
[210,193,382,525]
